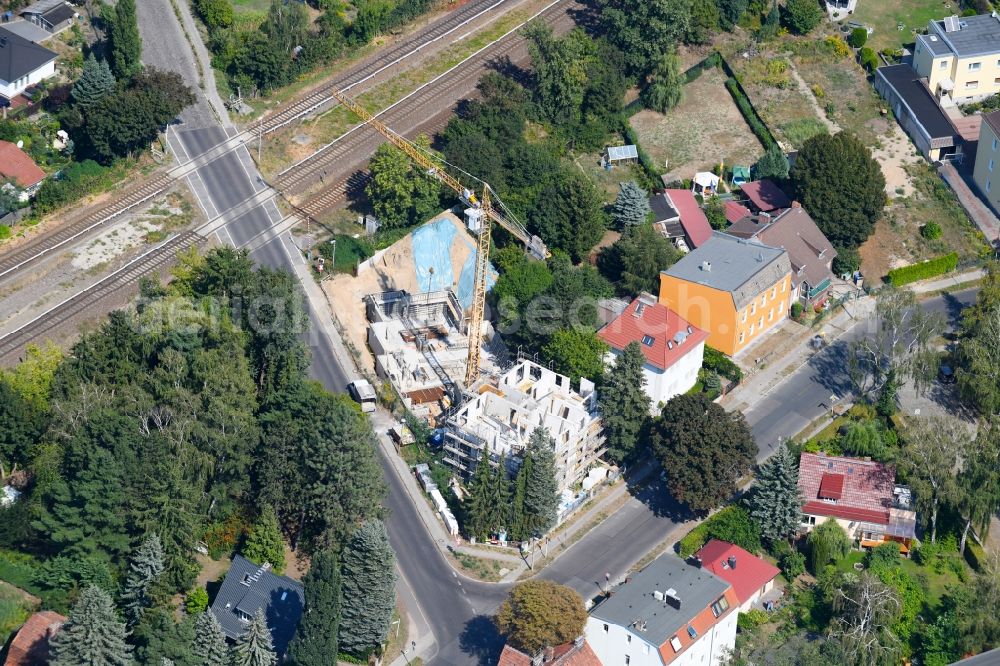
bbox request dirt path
[788,62,841,135]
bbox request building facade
[442,360,605,495]
[0,26,57,103]
[586,553,740,666]
[973,110,1000,212]
[658,232,792,356]
[913,13,1000,104]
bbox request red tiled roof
[6,611,66,666]
[798,452,898,526]
[664,189,712,248]
[724,201,750,224]
[498,641,601,666]
[739,180,791,212]
[597,297,709,372]
[694,540,780,606]
[0,140,45,189]
[818,472,844,500]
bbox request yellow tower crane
[329,89,548,386]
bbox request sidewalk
[939,161,1000,242]
[909,267,985,294]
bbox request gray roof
[649,193,679,224]
[590,554,732,648]
[607,144,638,161]
[876,65,957,141]
[732,207,836,291]
[209,555,305,656]
[916,32,951,57]
[663,231,791,310]
[0,26,57,88]
[950,647,1000,665]
[929,13,1000,58]
[19,0,66,15]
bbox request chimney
[701,261,712,272]
[544,646,555,663]
[665,588,681,610]
[728,555,737,570]
[692,556,702,568]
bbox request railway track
[0,230,203,364]
[0,173,175,281]
[251,0,511,136]
[279,0,577,214]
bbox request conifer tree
[288,548,341,666]
[754,143,789,181]
[72,54,116,110]
[192,611,229,666]
[243,505,286,574]
[121,533,165,628]
[109,0,142,79]
[523,428,560,537]
[599,341,651,463]
[51,585,134,666]
[231,609,276,666]
[509,455,531,541]
[611,181,650,229]
[339,521,397,657]
[465,456,495,541]
[746,443,802,542]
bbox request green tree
[704,506,762,553]
[704,195,726,230]
[194,0,234,29]
[808,518,850,573]
[859,47,879,72]
[641,49,685,113]
[832,573,902,666]
[185,588,209,615]
[495,581,587,653]
[754,144,789,180]
[72,54,116,110]
[957,269,1000,416]
[848,27,868,48]
[339,521,397,657]
[611,181,651,229]
[523,25,595,127]
[523,427,560,536]
[599,341,651,463]
[598,224,682,295]
[957,422,1000,554]
[509,456,531,540]
[688,0,722,43]
[746,443,802,542]
[121,533,165,628]
[542,328,608,386]
[790,132,885,252]
[365,136,442,228]
[232,609,276,666]
[288,548,341,666]
[599,0,692,75]
[192,612,229,666]
[262,0,308,53]
[529,170,607,262]
[132,608,195,666]
[51,586,134,666]
[718,0,749,26]
[108,0,142,79]
[243,505,286,574]
[782,0,823,34]
[898,416,968,544]
[649,393,757,512]
[465,457,498,541]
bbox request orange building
[658,231,792,356]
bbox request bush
[725,77,777,150]
[185,587,209,614]
[886,252,958,286]
[780,549,806,578]
[965,541,986,571]
[679,525,709,558]
[826,35,851,58]
[859,47,879,72]
[791,302,804,320]
[0,225,10,241]
[865,542,900,573]
[848,28,868,48]
[703,346,743,382]
[737,608,769,631]
[921,221,943,240]
[679,506,763,557]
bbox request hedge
[704,346,743,382]
[677,506,761,557]
[886,252,958,286]
[684,52,722,83]
[620,119,662,184]
[725,77,777,150]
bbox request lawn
[0,584,34,643]
[231,0,274,14]
[629,67,765,182]
[727,53,821,151]
[850,0,951,52]
[834,549,965,608]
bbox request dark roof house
[738,179,791,213]
[650,189,712,249]
[726,206,836,302]
[0,26,58,102]
[19,0,77,33]
[210,555,305,656]
[875,64,961,160]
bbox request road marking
[452,571,458,578]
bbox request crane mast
[329,88,547,387]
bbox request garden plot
[629,67,764,178]
[727,54,821,150]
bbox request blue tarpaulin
[411,218,495,309]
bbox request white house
[586,553,740,666]
[597,294,707,410]
[0,26,58,105]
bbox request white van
[347,379,377,413]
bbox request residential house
[586,553,739,666]
[597,293,708,409]
[875,64,962,161]
[0,140,45,199]
[738,179,790,213]
[658,231,792,356]
[498,638,602,666]
[210,555,305,656]
[972,110,1000,211]
[798,452,918,553]
[442,359,605,498]
[693,540,780,613]
[650,189,712,252]
[723,201,750,225]
[19,0,77,34]
[913,13,1000,104]
[3,611,65,666]
[726,205,837,305]
[0,26,57,107]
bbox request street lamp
[330,239,337,270]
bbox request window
[759,317,764,329]
[687,625,698,639]
[641,335,655,347]
[996,77,1000,85]
[994,137,998,151]
[771,286,777,298]
[603,624,609,633]
[991,159,995,173]
[970,62,982,71]
[782,280,787,292]
[750,303,756,315]
[760,294,767,307]
[967,81,979,89]
[768,308,774,321]
[710,596,730,617]
[625,656,630,665]
[739,332,745,344]
[627,635,632,644]
[940,60,948,69]
[670,636,683,653]
[741,309,747,322]
[643,645,650,655]
[748,324,754,335]
[989,179,993,193]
